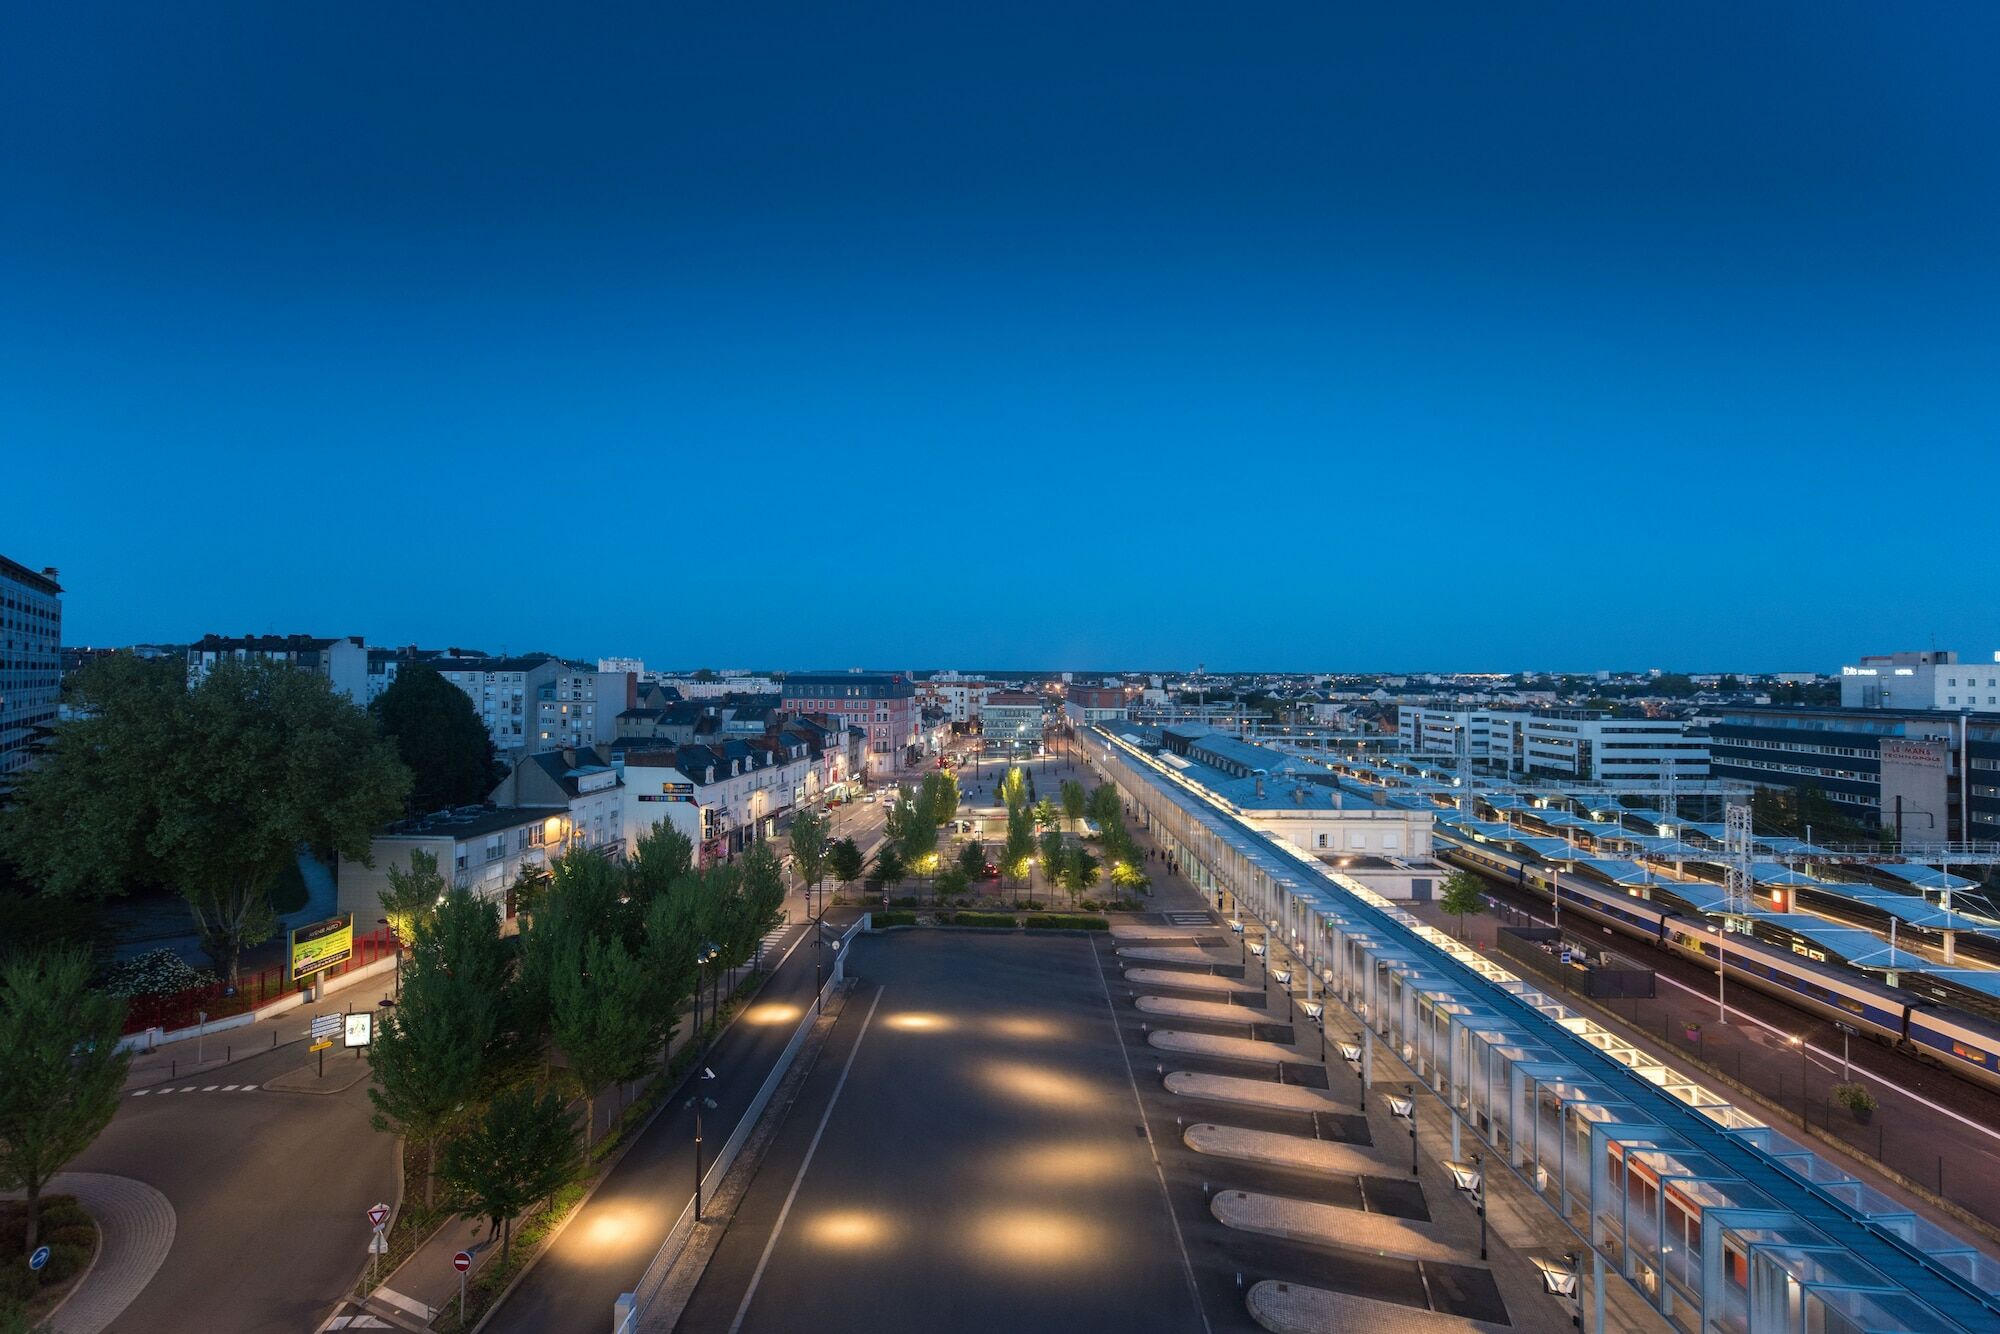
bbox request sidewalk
[122,967,400,1091]
[360,913,816,1327]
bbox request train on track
[1437,830,2000,1096]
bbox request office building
[0,555,62,778]
[1398,705,1708,784]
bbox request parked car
[862,793,878,804]
[979,862,1000,881]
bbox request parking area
[677,929,1208,1334]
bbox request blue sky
[6,3,1997,672]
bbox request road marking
[373,1287,434,1321]
[203,1085,217,1091]
[221,1084,238,1091]
[241,1084,259,1092]
[726,985,885,1334]
[131,1089,148,1096]
[1089,933,1213,1334]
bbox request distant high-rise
[0,554,63,777]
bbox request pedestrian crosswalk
[754,923,792,961]
[131,1083,259,1097]
[1163,911,1213,927]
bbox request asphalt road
[483,917,843,1334]
[677,930,1208,1334]
[77,1032,395,1333]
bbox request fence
[120,927,399,1035]
[614,914,866,1334]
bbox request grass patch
[1023,914,1109,931]
[872,911,918,927]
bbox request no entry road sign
[453,1251,472,1272]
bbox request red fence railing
[121,928,399,1035]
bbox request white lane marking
[241,1084,259,1092]
[132,1089,149,1096]
[221,1084,238,1091]
[1090,933,1214,1334]
[203,1085,217,1091]
[726,986,885,1334]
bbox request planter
[1850,1105,1874,1126]
[1684,1024,1702,1044]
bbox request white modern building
[488,744,627,860]
[1398,705,1709,783]
[187,633,368,702]
[621,736,815,863]
[535,667,632,752]
[982,691,1044,752]
[0,555,61,779]
[1841,649,2000,712]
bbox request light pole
[377,917,401,998]
[1449,1154,1486,1259]
[1248,939,1266,984]
[692,940,719,1048]
[1302,999,1324,1064]
[688,1066,718,1220]
[816,928,843,1014]
[1387,1084,1417,1175]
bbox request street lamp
[1386,1085,1417,1175]
[692,940,720,1047]
[817,929,843,1015]
[1534,1252,1583,1327]
[1448,1154,1486,1259]
[1302,999,1324,1063]
[1248,939,1266,983]
[688,1066,718,1220]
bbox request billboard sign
[289,915,354,983]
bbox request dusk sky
[7,4,1997,672]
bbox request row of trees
[0,653,514,981]
[367,825,784,1260]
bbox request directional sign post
[366,1203,390,1285]
[310,1013,343,1077]
[453,1251,472,1322]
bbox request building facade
[1708,705,2000,842]
[187,633,368,702]
[1062,686,1129,728]
[621,736,815,863]
[535,667,633,752]
[487,744,627,859]
[336,804,567,923]
[1398,705,1709,784]
[780,671,917,777]
[981,691,1044,752]
[0,555,62,779]
[436,655,563,755]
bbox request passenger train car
[1437,829,2000,1096]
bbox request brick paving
[36,1172,175,1334]
[1137,995,1264,1025]
[1214,1190,1458,1263]
[1149,1029,1299,1063]
[1164,1070,1347,1113]
[1248,1280,1512,1334]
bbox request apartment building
[336,804,567,922]
[781,671,917,777]
[0,555,62,779]
[187,633,367,702]
[436,655,561,755]
[535,667,633,752]
[487,744,626,860]
[622,734,814,863]
[1398,705,1709,784]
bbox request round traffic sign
[29,1245,50,1272]
[453,1251,472,1272]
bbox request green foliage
[628,823,694,899]
[788,811,831,899]
[0,949,130,1257]
[548,931,657,1148]
[871,843,906,887]
[3,657,410,982]
[1059,779,1088,825]
[1067,848,1101,899]
[1023,915,1110,931]
[439,1085,580,1266]
[1086,782,1122,830]
[369,887,508,1208]
[379,848,447,943]
[1440,870,1488,936]
[945,912,1018,929]
[828,838,865,888]
[370,663,504,813]
[872,911,918,928]
[956,840,987,881]
[997,766,1029,813]
[1831,1082,1878,1114]
[934,867,970,902]
[1032,797,1059,828]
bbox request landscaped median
[0,1194,98,1328]
[869,912,1110,931]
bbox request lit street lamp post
[688,1066,718,1220]
[1387,1085,1417,1175]
[1449,1154,1486,1259]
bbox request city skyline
[12,4,2000,666]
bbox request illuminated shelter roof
[1091,724,2000,1331]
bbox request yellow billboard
[289,914,353,982]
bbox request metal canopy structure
[1090,724,2000,1334]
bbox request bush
[947,913,1019,929]
[1024,915,1110,931]
[1079,899,1103,912]
[35,1198,88,1232]
[99,948,215,997]
[872,911,917,928]
[1832,1082,1878,1114]
[44,1225,96,1250]
[42,1241,92,1283]
[891,896,919,908]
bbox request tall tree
[517,851,630,1035]
[997,766,1029,813]
[368,887,507,1208]
[439,1085,579,1266]
[1002,804,1036,894]
[1032,796,1059,828]
[4,657,409,985]
[789,811,831,915]
[1038,830,1067,899]
[827,838,865,897]
[0,950,130,1257]
[378,848,446,945]
[872,844,907,889]
[628,823,695,901]
[370,664,503,813]
[549,932,657,1148]
[1060,779,1088,828]
[956,839,987,882]
[1440,870,1489,938]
